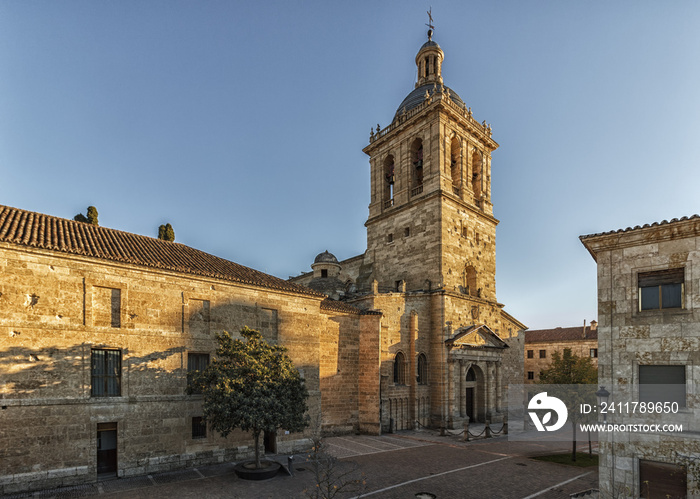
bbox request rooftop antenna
[426,7,434,41]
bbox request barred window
[187,353,210,394]
[91,349,121,397]
[393,352,406,385]
[192,416,206,439]
[417,353,427,385]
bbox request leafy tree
[74,206,99,226]
[538,348,597,462]
[188,327,309,468]
[157,223,175,241]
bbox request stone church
[291,30,525,433]
[0,29,523,495]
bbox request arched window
[471,149,482,204]
[417,353,427,385]
[411,138,423,195]
[463,265,477,297]
[450,136,461,193]
[383,155,395,206]
[466,367,476,382]
[393,351,406,385]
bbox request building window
[393,352,406,385]
[639,268,684,310]
[321,269,328,278]
[411,139,423,189]
[91,349,121,397]
[639,459,686,498]
[187,353,210,394]
[417,353,427,385]
[527,350,534,359]
[639,365,686,407]
[590,348,598,358]
[404,227,410,238]
[527,371,534,380]
[192,417,207,439]
[539,349,546,359]
[387,233,394,243]
[384,155,395,205]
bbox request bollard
[439,426,445,437]
[503,421,508,435]
[288,455,294,476]
[485,420,491,438]
[463,421,470,442]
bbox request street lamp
[596,385,610,422]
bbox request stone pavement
[5,429,599,499]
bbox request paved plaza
[7,429,599,499]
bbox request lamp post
[596,385,610,423]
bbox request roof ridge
[0,204,324,298]
[581,214,700,240]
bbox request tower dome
[314,250,338,264]
[394,34,466,119]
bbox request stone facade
[581,215,700,498]
[0,206,383,494]
[524,323,598,383]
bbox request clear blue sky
[2,1,700,330]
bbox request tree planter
[233,460,281,480]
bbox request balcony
[384,198,394,209]
[411,185,423,197]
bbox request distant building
[581,215,700,499]
[524,322,598,383]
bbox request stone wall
[0,242,326,494]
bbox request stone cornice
[363,92,498,155]
[365,189,499,228]
[580,215,700,261]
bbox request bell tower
[362,28,500,300]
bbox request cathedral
[291,27,525,433]
[0,27,524,494]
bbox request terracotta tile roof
[320,298,382,315]
[580,215,700,240]
[0,204,324,298]
[525,326,598,343]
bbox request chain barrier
[411,420,508,441]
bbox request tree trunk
[572,421,577,462]
[254,429,261,469]
[588,429,592,457]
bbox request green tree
[188,327,309,469]
[538,348,597,462]
[74,206,99,226]
[157,223,175,241]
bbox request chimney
[582,319,587,339]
